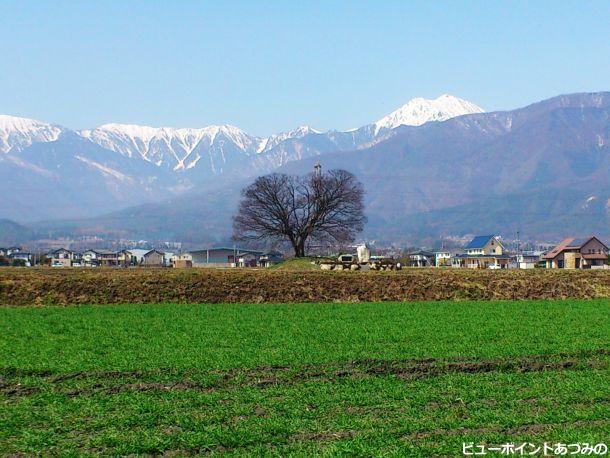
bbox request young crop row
[1,300,609,456]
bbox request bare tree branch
[232,170,366,257]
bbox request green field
[1,300,609,456]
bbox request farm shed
[186,248,263,267]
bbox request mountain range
[2,92,610,246]
[0,94,482,223]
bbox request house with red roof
[543,236,609,269]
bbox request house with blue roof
[452,235,510,269]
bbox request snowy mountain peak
[293,125,320,135]
[0,114,63,153]
[1,94,483,174]
[373,94,484,134]
[79,123,257,166]
[257,125,321,153]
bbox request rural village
[2,234,609,270]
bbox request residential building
[544,237,609,269]
[142,250,165,267]
[407,250,435,267]
[236,252,259,267]
[453,235,509,269]
[117,250,137,267]
[259,251,285,267]
[6,247,22,256]
[434,249,461,267]
[173,253,193,268]
[49,248,74,267]
[9,251,32,266]
[128,249,150,265]
[82,249,119,267]
[163,252,176,267]
[511,251,543,269]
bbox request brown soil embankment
[2,267,610,306]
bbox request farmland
[3,267,610,306]
[1,300,609,456]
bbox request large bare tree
[233,168,366,257]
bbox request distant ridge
[28,91,610,245]
[0,219,35,245]
[0,94,483,221]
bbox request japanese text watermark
[463,442,608,456]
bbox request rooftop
[465,235,497,249]
[544,236,609,259]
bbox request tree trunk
[294,238,306,257]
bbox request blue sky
[1,0,609,135]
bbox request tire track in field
[403,418,610,439]
[1,350,608,398]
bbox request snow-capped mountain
[79,123,260,172]
[79,124,326,170]
[1,94,483,172]
[257,125,321,153]
[0,115,63,153]
[26,91,610,245]
[73,95,483,172]
[4,91,610,244]
[373,94,484,134]
[0,94,486,220]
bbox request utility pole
[515,230,521,269]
